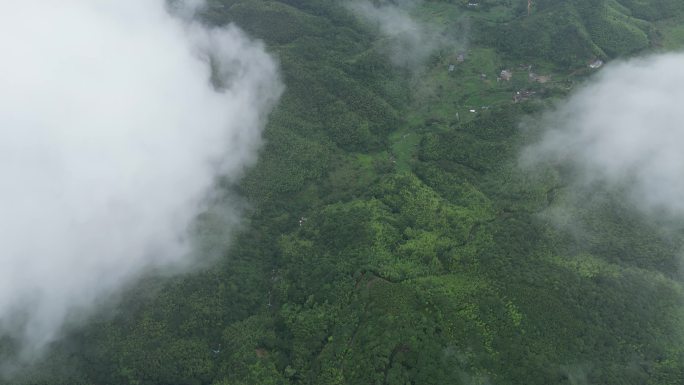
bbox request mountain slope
[7,1,684,384]
[479,0,670,66]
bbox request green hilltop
[479,0,684,66]
[9,1,684,384]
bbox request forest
[5,0,684,384]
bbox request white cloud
[0,0,281,364]
[523,53,684,218]
[347,0,454,69]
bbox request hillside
[7,1,684,384]
[477,0,684,66]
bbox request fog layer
[0,0,281,361]
[524,54,684,218]
[347,0,453,68]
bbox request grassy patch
[656,15,684,49]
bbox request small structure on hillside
[499,69,513,81]
[513,90,536,103]
[589,59,604,69]
[456,52,466,63]
[449,64,455,72]
[529,72,550,83]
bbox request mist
[523,53,684,220]
[346,0,457,69]
[0,0,281,365]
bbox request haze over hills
[2,0,684,384]
[480,0,684,65]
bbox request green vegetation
[9,0,684,384]
[654,13,684,49]
[477,0,678,66]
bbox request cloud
[523,53,684,219]
[0,0,281,366]
[347,0,458,69]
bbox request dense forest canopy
[3,0,684,384]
